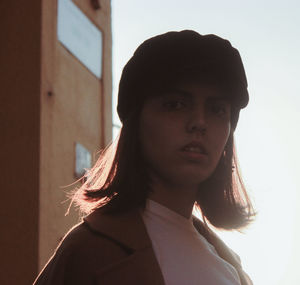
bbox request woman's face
[139,80,232,190]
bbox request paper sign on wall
[75,142,92,178]
[57,0,103,78]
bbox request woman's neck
[148,180,198,219]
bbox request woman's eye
[163,101,186,110]
[210,103,228,116]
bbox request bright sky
[111,1,300,284]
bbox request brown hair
[72,108,255,230]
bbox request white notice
[75,142,92,178]
[57,0,102,78]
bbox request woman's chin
[168,171,212,189]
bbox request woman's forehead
[155,83,230,101]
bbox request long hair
[72,108,255,230]
[72,110,151,214]
[195,132,255,229]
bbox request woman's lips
[180,141,208,154]
[179,141,208,162]
[180,149,208,161]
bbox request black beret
[117,30,249,127]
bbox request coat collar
[192,218,253,285]
[84,207,252,285]
[84,207,152,251]
[84,207,165,285]
[85,206,241,265]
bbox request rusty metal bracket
[90,0,101,10]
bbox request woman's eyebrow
[160,88,228,102]
[206,96,229,103]
[162,88,192,98]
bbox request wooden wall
[0,1,112,283]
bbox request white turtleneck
[142,199,241,285]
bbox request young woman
[34,30,255,285]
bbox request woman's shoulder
[34,218,129,285]
[58,220,127,259]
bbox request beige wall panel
[73,0,113,146]
[40,0,112,269]
[55,45,102,144]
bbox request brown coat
[34,208,253,285]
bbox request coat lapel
[93,246,165,285]
[193,218,253,285]
[84,208,165,285]
[85,207,151,250]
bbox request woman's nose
[186,110,207,135]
